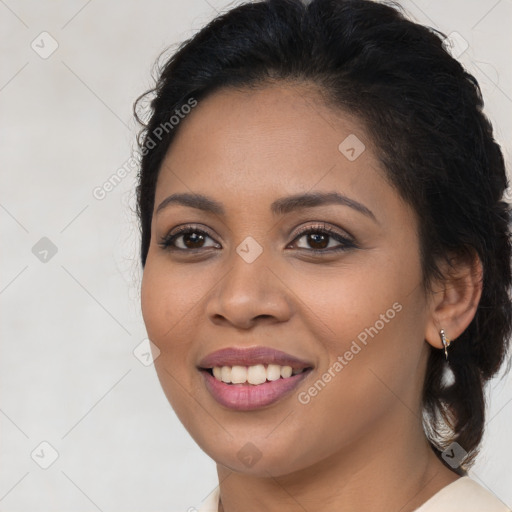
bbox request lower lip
[200,369,312,411]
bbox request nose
[205,245,293,330]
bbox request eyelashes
[159,225,221,252]
[288,224,357,253]
[157,222,357,255]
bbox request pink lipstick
[198,346,313,411]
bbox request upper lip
[198,346,313,370]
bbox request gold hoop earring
[440,329,451,360]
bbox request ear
[424,249,483,350]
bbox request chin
[196,436,315,478]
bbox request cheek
[140,267,173,345]
[286,253,419,352]
[140,261,196,392]
[140,258,207,419]
[286,254,426,419]
[140,255,207,346]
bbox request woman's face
[141,83,434,477]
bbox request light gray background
[1,1,511,511]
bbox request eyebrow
[155,191,377,222]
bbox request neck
[215,413,459,512]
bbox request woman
[134,0,512,510]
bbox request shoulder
[195,486,220,512]
[193,478,511,512]
[414,476,511,512]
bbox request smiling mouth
[197,346,314,409]
[201,364,313,386]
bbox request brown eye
[290,224,356,253]
[303,232,330,250]
[159,226,220,251]
[180,232,207,249]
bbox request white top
[196,476,511,512]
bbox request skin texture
[140,82,483,512]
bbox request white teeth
[267,364,282,381]
[230,365,247,384]
[211,364,306,385]
[221,366,232,383]
[280,366,293,378]
[247,364,267,385]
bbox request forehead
[156,83,379,195]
